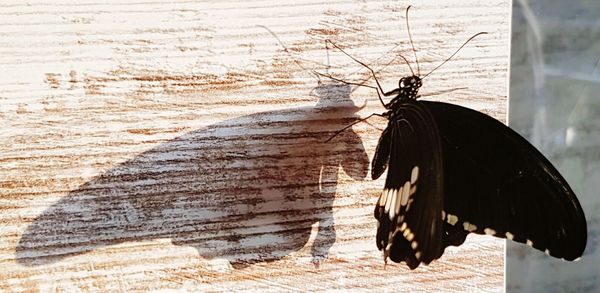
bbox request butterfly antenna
[405,5,420,76]
[422,32,488,79]
[397,53,415,76]
[258,25,321,82]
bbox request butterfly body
[371,74,587,269]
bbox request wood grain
[1,0,509,291]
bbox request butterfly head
[399,75,422,99]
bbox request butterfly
[319,6,587,270]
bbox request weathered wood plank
[1,0,509,291]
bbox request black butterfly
[319,6,587,270]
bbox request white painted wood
[1,0,509,291]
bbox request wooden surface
[1,0,509,291]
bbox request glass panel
[507,0,600,291]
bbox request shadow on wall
[16,82,370,269]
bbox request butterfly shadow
[16,82,369,269]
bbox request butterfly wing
[371,126,392,180]
[373,100,444,269]
[423,100,587,261]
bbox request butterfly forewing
[424,101,587,260]
[374,100,444,269]
[372,127,392,180]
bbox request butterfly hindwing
[374,100,444,269]
[423,101,587,260]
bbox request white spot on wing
[505,232,514,240]
[411,166,419,184]
[400,222,407,232]
[403,227,411,238]
[388,190,398,220]
[441,210,446,220]
[484,228,496,235]
[400,181,410,206]
[384,189,393,213]
[411,241,418,250]
[463,221,477,232]
[415,251,421,260]
[409,185,417,195]
[447,214,458,225]
[393,189,402,217]
[526,239,533,247]
[379,189,389,206]
[397,215,404,223]
[406,198,414,212]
